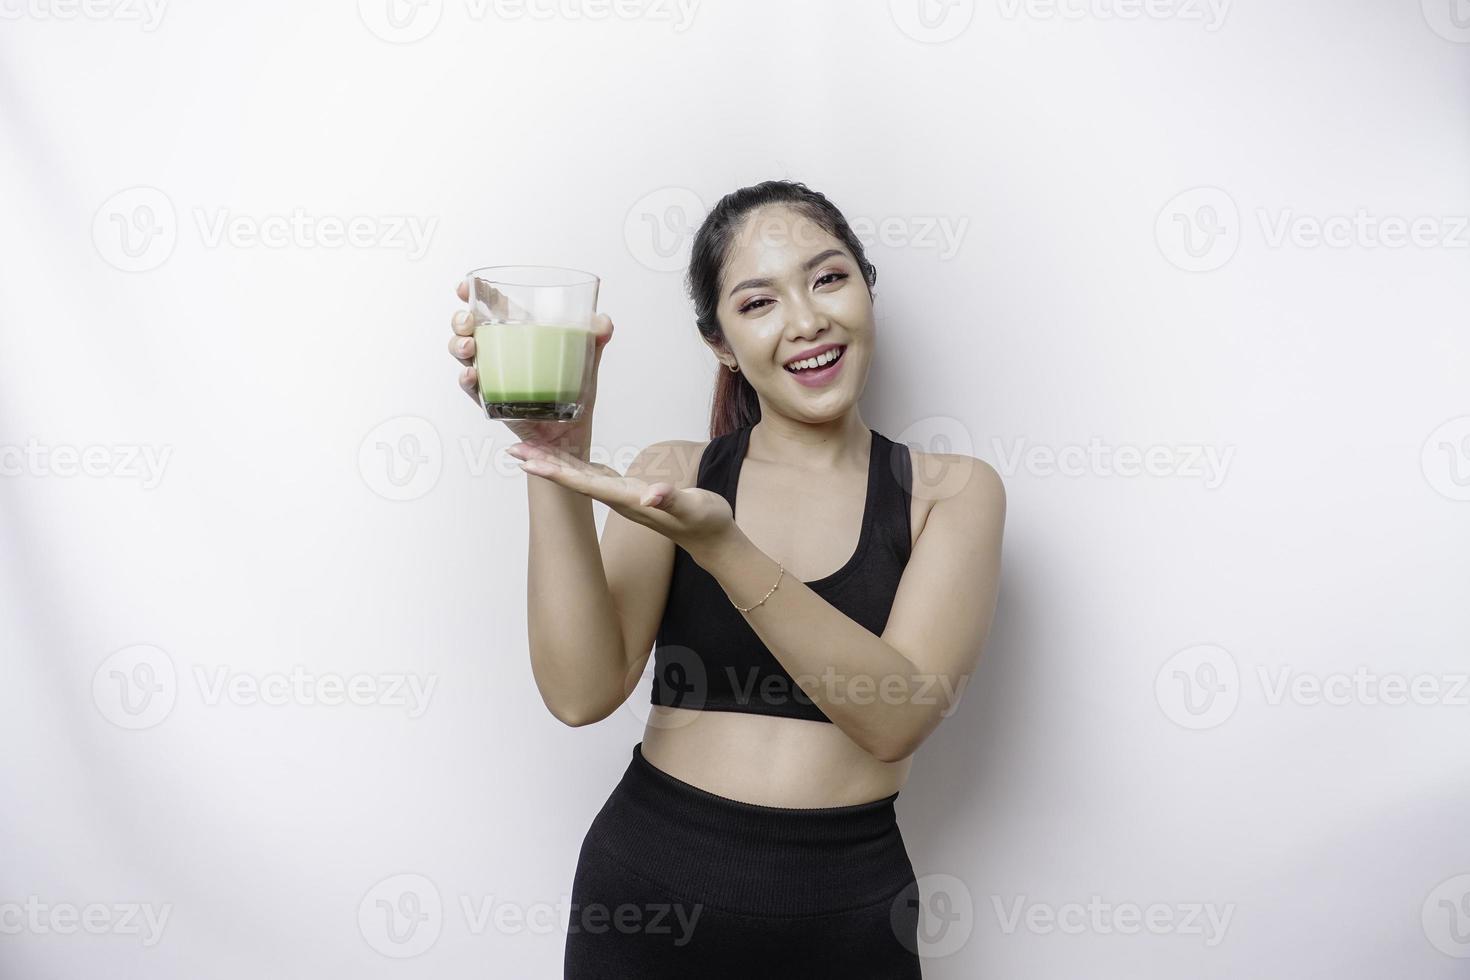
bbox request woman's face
[712,205,874,421]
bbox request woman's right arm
[447,280,697,726]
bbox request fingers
[451,308,474,338]
[448,331,474,363]
[453,281,476,401]
[512,452,682,535]
[588,313,615,377]
[591,312,614,347]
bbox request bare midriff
[640,708,914,808]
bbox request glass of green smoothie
[464,265,601,422]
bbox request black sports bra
[650,424,914,723]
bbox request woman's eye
[738,273,845,313]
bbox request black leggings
[563,742,923,979]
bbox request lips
[783,343,846,373]
[787,339,846,365]
[783,344,847,388]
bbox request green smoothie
[474,321,593,421]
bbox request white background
[2,0,1469,976]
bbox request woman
[446,180,1005,977]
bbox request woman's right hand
[448,278,614,456]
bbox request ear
[701,334,737,372]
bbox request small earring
[727,362,740,374]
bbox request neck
[746,412,870,472]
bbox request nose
[784,293,828,340]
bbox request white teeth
[786,346,843,372]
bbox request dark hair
[685,180,879,439]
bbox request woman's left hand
[507,441,738,555]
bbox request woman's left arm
[688,453,1006,763]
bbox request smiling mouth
[783,345,847,373]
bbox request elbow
[542,691,614,728]
[870,719,936,763]
[549,703,609,728]
[870,736,919,765]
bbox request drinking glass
[464,265,601,422]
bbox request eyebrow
[726,248,847,299]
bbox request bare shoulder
[625,437,711,490]
[907,446,1006,540]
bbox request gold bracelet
[732,561,784,613]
